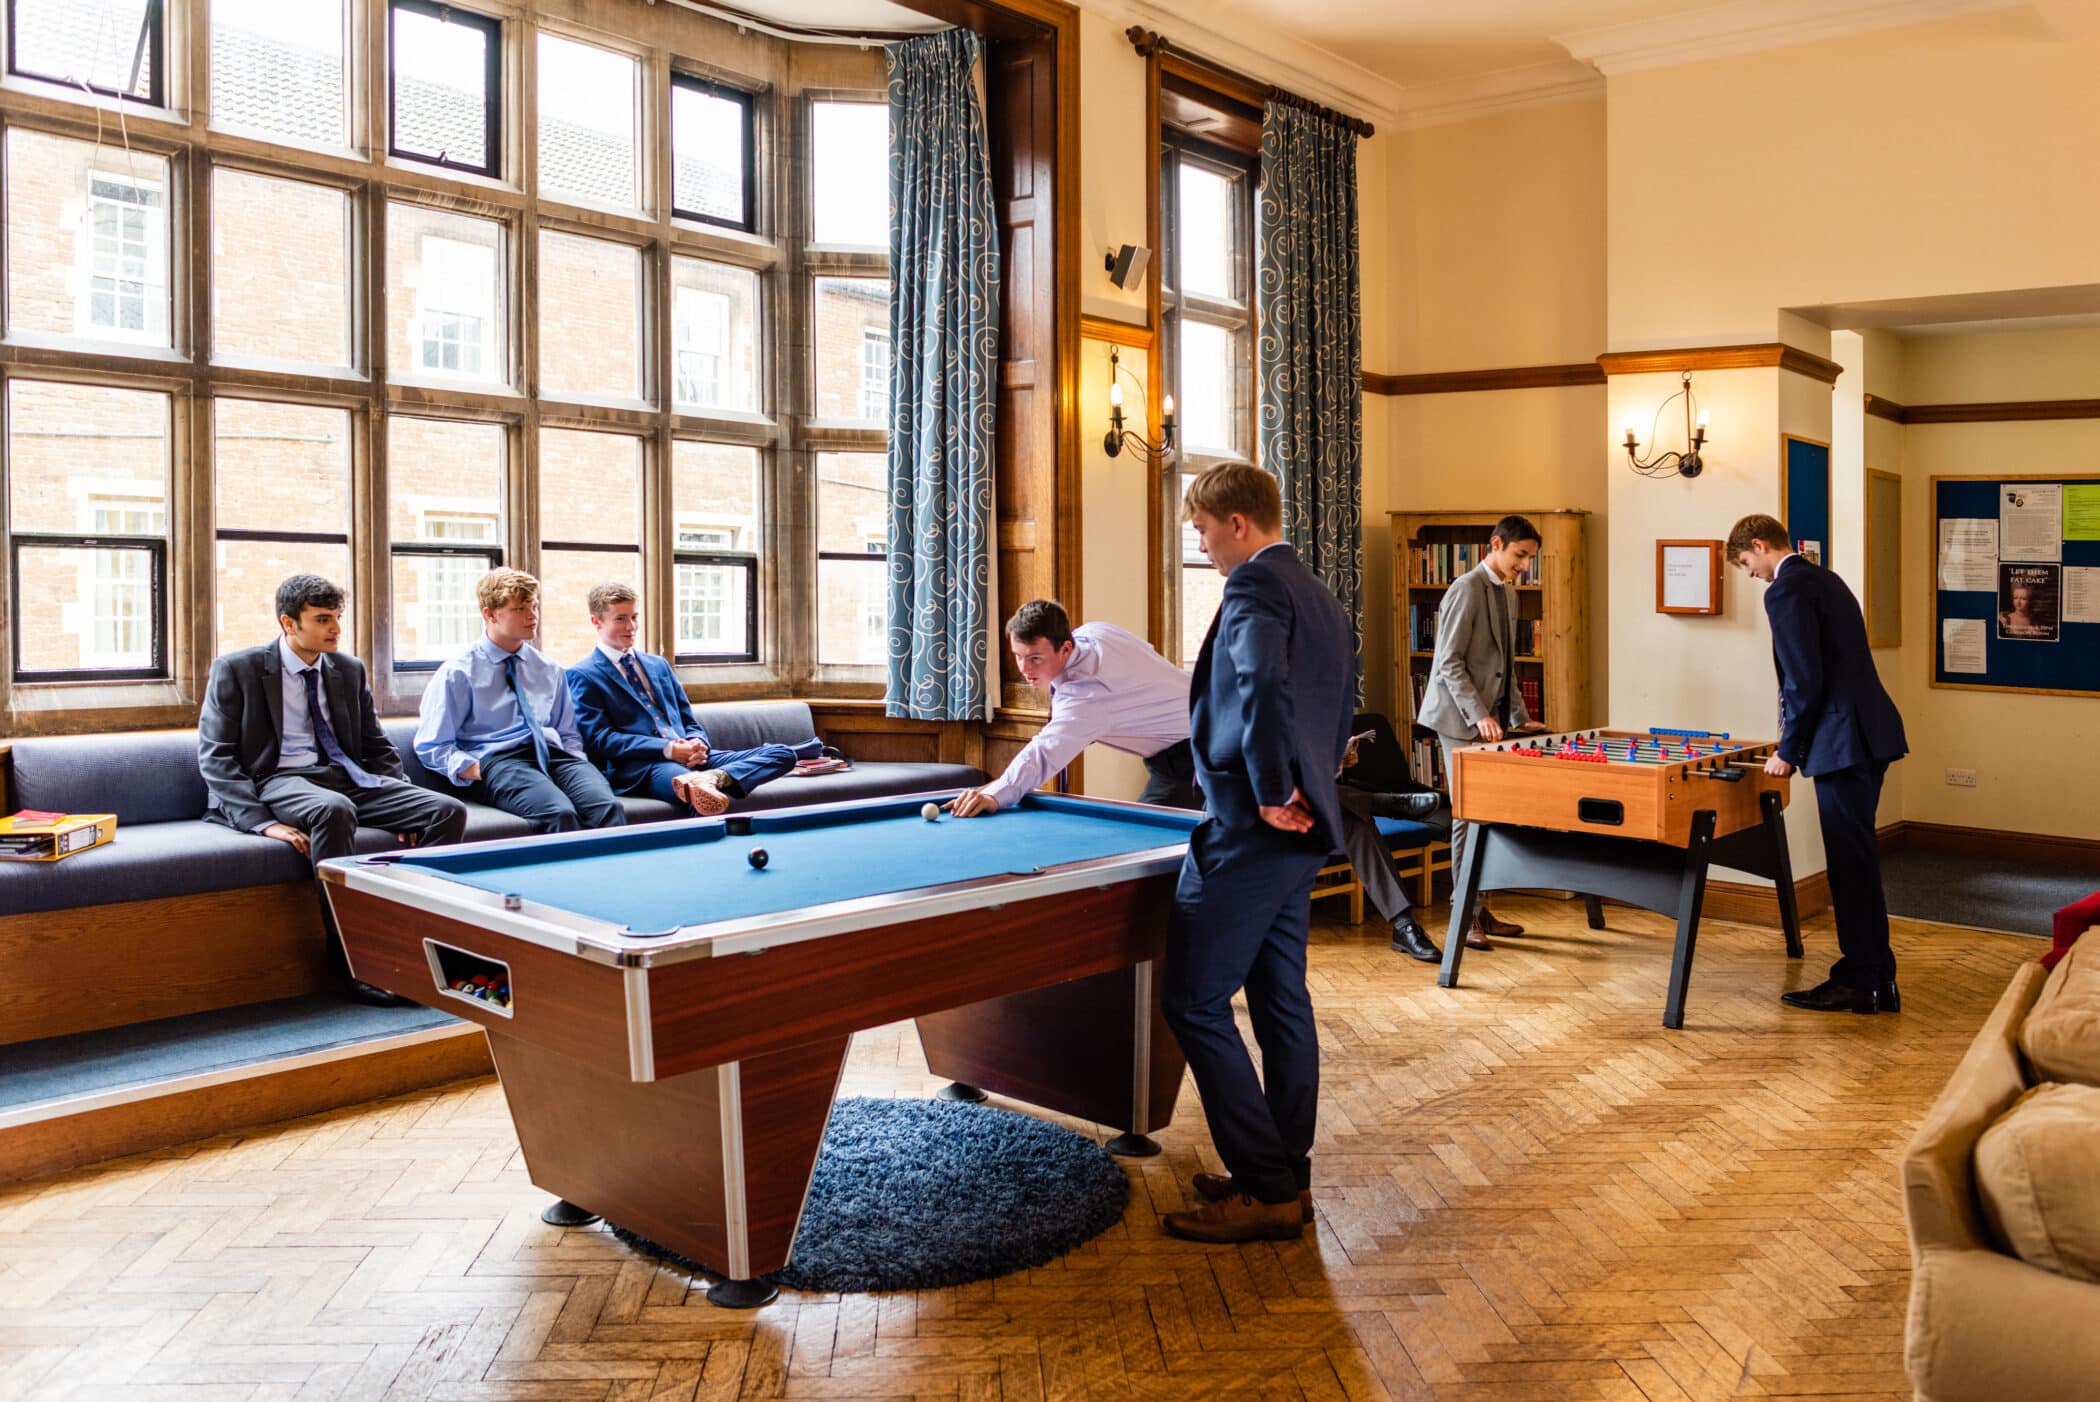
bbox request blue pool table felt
[388,795,1199,934]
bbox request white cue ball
[921,802,942,822]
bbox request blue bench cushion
[1373,817,1438,843]
[9,730,211,826]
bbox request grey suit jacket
[198,643,405,832]
[1416,563,1532,740]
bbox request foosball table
[1439,727,1804,1028]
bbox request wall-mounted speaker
[1105,244,1152,290]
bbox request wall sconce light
[1103,345,1175,462]
[1624,370,1710,479]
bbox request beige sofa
[1903,945,2100,1402]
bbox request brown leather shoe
[1477,905,1525,937]
[1463,924,1494,951]
[1162,1192,1304,1243]
[1191,1172,1313,1223]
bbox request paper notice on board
[1661,546,1711,610]
[2000,483,2064,561]
[2066,567,2100,624]
[1942,618,1988,673]
[1938,518,1998,591]
[2067,485,2100,541]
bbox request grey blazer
[198,643,405,832]
[1416,563,1532,740]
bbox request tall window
[538,428,642,664]
[388,417,504,666]
[214,399,352,650]
[1162,136,1257,664]
[417,236,495,377]
[82,173,167,341]
[388,0,501,178]
[211,0,348,151]
[672,73,752,230]
[388,204,506,388]
[859,327,890,423]
[674,287,729,408]
[672,442,759,662]
[4,130,171,348]
[537,32,639,212]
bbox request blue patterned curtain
[1257,102,1363,691]
[884,29,1000,721]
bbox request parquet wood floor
[0,900,2036,1401]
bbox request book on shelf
[1519,677,1542,717]
[1409,736,1447,791]
[1408,542,1537,587]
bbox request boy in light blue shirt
[415,568,625,834]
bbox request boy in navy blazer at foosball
[1729,513,1909,1014]
[565,582,824,815]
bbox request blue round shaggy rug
[612,1097,1130,1293]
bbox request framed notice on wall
[1655,539,1722,615]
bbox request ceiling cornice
[1386,59,1603,131]
[1081,0,1403,125]
[1554,0,2032,76]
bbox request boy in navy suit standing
[1161,464,1356,1243]
[566,583,822,815]
[1729,514,1909,1014]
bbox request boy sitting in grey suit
[199,574,468,1005]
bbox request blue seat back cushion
[9,731,211,825]
[381,717,439,787]
[692,700,817,753]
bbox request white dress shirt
[275,636,325,771]
[982,622,1192,808]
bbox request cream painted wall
[1887,326,2100,840]
[1376,99,1610,722]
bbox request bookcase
[1390,509,1591,791]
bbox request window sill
[5,679,191,735]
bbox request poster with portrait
[1997,563,2061,642]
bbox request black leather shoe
[1878,979,1900,1013]
[1390,917,1440,963]
[345,980,406,1008]
[1374,791,1442,820]
[1780,979,1881,1014]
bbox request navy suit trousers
[634,743,803,807]
[1816,760,1895,989]
[1161,817,1327,1205]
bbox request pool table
[318,792,1198,1307]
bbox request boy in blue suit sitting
[567,583,822,816]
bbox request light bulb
[1696,408,1710,429]
[1622,418,1640,443]
[1109,382,1124,409]
[1163,394,1176,418]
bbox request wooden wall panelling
[1596,342,1844,385]
[0,884,331,1046]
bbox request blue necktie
[505,653,551,771]
[620,653,675,740]
[302,667,381,789]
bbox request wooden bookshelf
[1391,509,1591,791]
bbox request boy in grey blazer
[1419,515,1542,949]
[200,575,468,1004]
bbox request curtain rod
[656,0,935,48]
[1126,26,1375,139]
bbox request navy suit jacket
[566,648,709,792]
[1764,556,1907,777]
[1189,543,1356,852]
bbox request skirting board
[1879,820,2100,872]
[1705,870,1833,926]
[0,1025,494,1185]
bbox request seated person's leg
[477,749,584,834]
[639,759,730,816]
[547,751,627,828]
[352,777,470,848]
[701,743,803,799]
[1338,795,1439,963]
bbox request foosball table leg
[1662,810,1719,1029]
[1438,831,1487,990]
[1583,894,1605,930]
[1761,789,1805,959]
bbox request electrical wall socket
[1946,768,1978,788]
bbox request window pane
[673,80,747,225]
[673,442,760,554]
[7,380,169,533]
[213,169,351,367]
[391,3,495,172]
[388,204,506,386]
[16,544,160,673]
[675,563,750,659]
[212,0,346,149]
[672,259,759,414]
[813,277,890,422]
[538,549,635,667]
[217,540,350,650]
[388,416,503,662]
[817,450,886,666]
[1182,563,1224,664]
[812,101,889,246]
[1178,319,1242,457]
[215,399,350,534]
[537,33,638,210]
[5,130,170,347]
[541,429,640,545]
[1177,162,1236,302]
[9,0,158,102]
[539,230,642,401]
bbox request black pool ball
[747,848,769,870]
